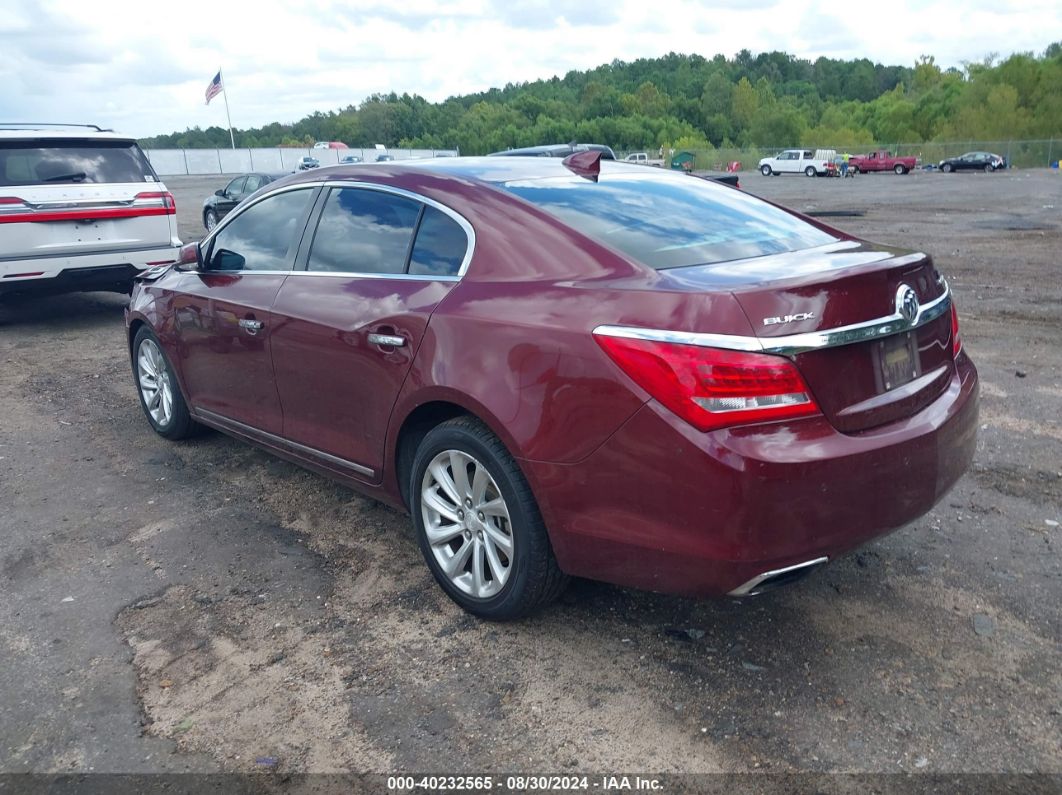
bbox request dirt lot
[0,168,1059,783]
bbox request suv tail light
[593,333,820,431]
[134,191,176,214]
[951,301,962,357]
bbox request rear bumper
[0,245,180,297]
[527,354,979,598]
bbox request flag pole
[220,68,235,149]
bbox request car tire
[410,416,568,620]
[942,163,953,173]
[984,164,993,173]
[894,164,907,175]
[132,326,198,440]
[850,165,859,175]
[204,209,219,232]
[760,165,772,176]
[805,166,817,177]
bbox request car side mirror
[175,242,203,272]
[211,248,246,272]
[215,188,227,197]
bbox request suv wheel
[805,166,817,177]
[760,165,772,176]
[204,209,219,231]
[410,417,567,619]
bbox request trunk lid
[663,241,955,433]
[0,184,176,259]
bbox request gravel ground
[0,168,1059,782]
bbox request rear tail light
[134,191,176,214]
[593,333,820,431]
[950,301,962,357]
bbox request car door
[170,186,317,434]
[269,185,470,482]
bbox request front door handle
[239,318,263,334]
[367,332,405,347]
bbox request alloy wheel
[137,338,174,427]
[420,449,514,599]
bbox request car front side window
[208,188,314,272]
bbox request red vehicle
[848,150,919,174]
[126,156,978,619]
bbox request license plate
[875,332,920,391]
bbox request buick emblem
[896,284,920,325]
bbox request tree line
[140,45,1062,154]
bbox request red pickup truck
[848,150,918,174]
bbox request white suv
[0,124,181,299]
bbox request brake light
[951,301,962,357]
[593,334,820,431]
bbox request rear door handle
[367,332,405,347]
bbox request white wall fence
[145,147,459,176]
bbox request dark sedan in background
[128,155,977,619]
[201,172,285,231]
[939,151,1007,172]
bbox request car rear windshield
[0,139,157,186]
[502,171,837,269]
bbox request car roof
[0,128,137,143]
[300,155,683,187]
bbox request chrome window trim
[594,280,952,356]
[200,182,319,249]
[291,180,475,280]
[291,271,461,282]
[195,408,375,478]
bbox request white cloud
[0,0,1056,137]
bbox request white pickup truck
[624,152,665,167]
[758,149,836,177]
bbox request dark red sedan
[126,156,978,619]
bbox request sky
[1,0,1059,138]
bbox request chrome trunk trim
[594,281,951,357]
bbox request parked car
[0,124,180,299]
[847,150,918,174]
[375,154,395,162]
[758,149,836,177]
[313,141,348,150]
[939,152,1006,173]
[201,173,285,231]
[127,156,978,619]
[488,143,618,160]
[340,155,362,164]
[623,152,665,167]
[295,156,320,171]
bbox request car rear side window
[306,188,421,274]
[503,171,837,270]
[408,207,467,277]
[0,139,157,186]
[208,188,313,272]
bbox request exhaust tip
[728,556,829,597]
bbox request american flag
[205,71,223,105]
